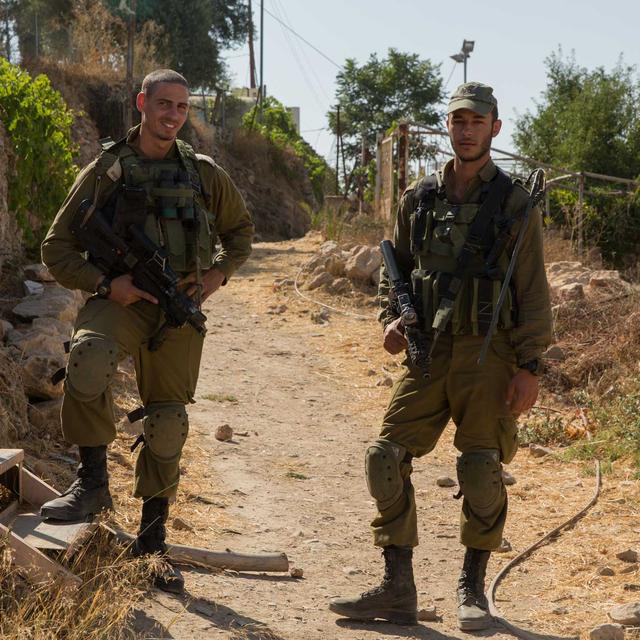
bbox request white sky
[221,0,640,165]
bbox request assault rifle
[70,199,207,338]
[380,240,432,379]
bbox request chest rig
[408,170,517,336]
[94,137,215,275]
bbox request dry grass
[0,527,154,640]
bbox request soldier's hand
[383,317,408,355]
[109,274,158,306]
[506,369,539,415]
[180,268,226,302]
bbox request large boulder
[12,283,84,325]
[546,262,592,295]
[19,353,65,400]
[345,245,382,282]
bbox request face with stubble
[447,108,501,163]
[136,82,190,143]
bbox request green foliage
[514,50,640,178]
[0,58,77,246]
[242,96,330,203]
[329,48,443,180]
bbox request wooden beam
[0,449,23,476]
[21,467,60,508]
[103,524,289,572]
[0,521,80,588]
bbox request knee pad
[65,336,118,402]
[143,402,189,464]
[456,449,504,518]
[365,440,408,510]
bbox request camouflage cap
[447,82,497,116]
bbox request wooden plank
[0,449,23,477]
[103,524,289,572]
[11,513,94,551]
[0,521,80,588]
[0,500,19,526]
[21,467,60,508]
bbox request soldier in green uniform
[39,69,253,594]
[329,83,552,630]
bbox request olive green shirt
[378,158,552,365]
[41,127,253,293]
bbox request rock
[215,424,233,442]
[345,246,382,281]
[609,602,640,624]
[12,284,83,325]
[418,606,438,622]
[366,369,376,376]
[23,263,56,282]
[327,277,351,295]
[311,308,330,324]
[267,304,287,315]
[23,280,44,296]
[589,270,628,291]
[496,539,512,553]
[272,278,294,291]
[7,328,67,359]
[320,241,339,256]
[376,376,393,387]
[502,469,516,485]
[616,549,639,563]
[343,567,363,576]
[544,345,565,361]
[306,271,333,291]
[598,566,616,576]
[558,282,585,302]
[326,255,346,277]
[552,606,568,615]
[172,517,194,532]
[590,623,624,640]
[529,443,553,458]
[546,261,592,293]
[289,567,304,578]
[20,353,65,400]
[436,476,456,488]
[302,253,329,274]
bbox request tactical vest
[93,136,216,274]
[408,174,517,336]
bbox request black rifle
[70,199,207,338]
[380,239,432,379]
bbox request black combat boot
[457,547,493,631]
[329,546,418,624]
[132,496,184,594]
[40,445,113,521]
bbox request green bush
[0,59,77,247]
[241,96,329,203]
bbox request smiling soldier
[40,69,253,593]
[329,82,552,631]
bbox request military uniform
[330,82,553,630]
[41,125,253,501]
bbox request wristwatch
[519,359,543,376]
[95,277,112,299]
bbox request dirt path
[129,236,617,640]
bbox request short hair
[492,105,499,122]
[141,69,189,97]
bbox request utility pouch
[162,219,187,272]
[112,186,147,238]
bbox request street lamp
[450,39,475,83]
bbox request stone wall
[0,120,23,270]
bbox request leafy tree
[329,48,443,171]
[514,50,640,179]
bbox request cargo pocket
[161,219,187,272]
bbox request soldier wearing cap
[329,82,552,631]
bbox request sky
[221,0,640,166]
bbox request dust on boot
[40,445,113,521]
[132,496,184,594]
[457,547,493,631]
[329,545,417,625]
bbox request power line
[262,5,342,70]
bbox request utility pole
[125,0,136,131]
[259,0,264,120]
[248,0,257,89]
[335,105,340,194]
